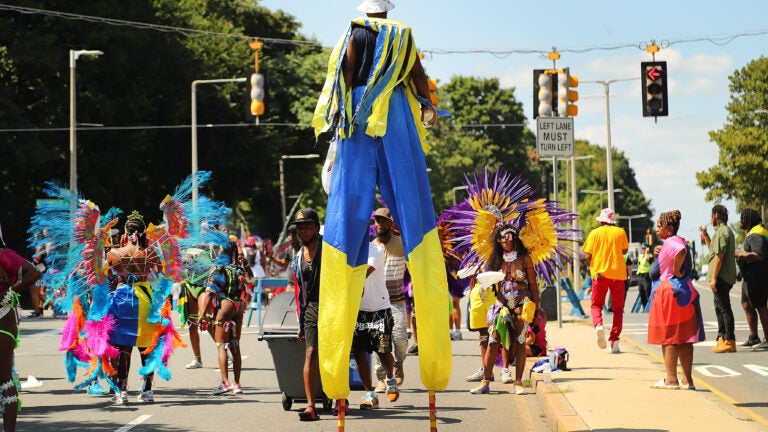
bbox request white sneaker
[611,340,621,354]
[137,390,154,403]
[186,359,202,369]
[450,329,463,341]
[595,325,607,349]
[113,391,128,404]
[466,367,485,382]
[374,379,387,394]
[500,368,513,384]
[751,339,768,351]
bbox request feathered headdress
[445,167,578,284]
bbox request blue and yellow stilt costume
[312,17,451,400]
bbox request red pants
[590,277,626,342]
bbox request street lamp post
[583,78,637,211]
[580,189,623,208]
[191,77,247,208]
[69,49,103,199]
[617,213,647,244]
[452,185,468,205]
[280,154,320,225]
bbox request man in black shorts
[353,240,399,409]
[292,209,323,421]
[735,208,768,350]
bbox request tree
[425,76,537,212]
[569,140,653,243]
[696,56,768,213]
[0,0,326,249]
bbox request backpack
[550,347,569,371]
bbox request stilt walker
[312,1,451,428]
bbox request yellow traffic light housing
[557,68,578,117]
[250,73,265,116]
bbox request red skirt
[647,279,700,345]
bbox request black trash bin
[259,291,332,411]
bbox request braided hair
[658,210,682,235]
[124,210,147,247]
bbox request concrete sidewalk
[533,317,768,432]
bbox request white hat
[596,208,617,225]
[357,0,395,13]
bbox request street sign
[536,117,574,157]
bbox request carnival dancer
[0,227,42,432]
[178,203,233,371]
[311,0,452,412]
[106,211,163,403]
[445,167,576,395]
[469,224,539,395]
[198,238,251,395]
[28,173,211,400]
[179,247,214,370]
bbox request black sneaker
[742,335,760,347]
[407,345,418,356]
[28,311,43,318]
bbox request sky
[259,0,768,241]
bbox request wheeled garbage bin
[258,291,333,411]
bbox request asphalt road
[12,304,553,432]
[621,280,768,424]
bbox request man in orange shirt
[583,208,629,353]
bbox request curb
[533,374,590,432]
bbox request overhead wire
[0,3,322,48]
[1,3,767,54]
[1,4,766,133]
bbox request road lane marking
[115,415,152,432]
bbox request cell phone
[34,262,47,273]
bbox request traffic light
[250,72,265,116]
[427,78,438,106]
[533,69,554,118]
[557,68,579,117]
[641,61,668,117]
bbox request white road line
[115,415,152,432]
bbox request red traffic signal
[641,61,668,117]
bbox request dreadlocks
[740,208,762,231]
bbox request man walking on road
[370,207,408,392]
[582,208,629,353]
[353,239,399,409]
[292,208,323,421]
[701,204,738,353]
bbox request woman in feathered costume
[446,167,577,395]
[29,172,219,401]
[106,211,162,403]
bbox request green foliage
[0,2,653,253]
[0,0,325,249]
[570,140,653,243]
[696,56,768,212]
[425,76,537,212]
